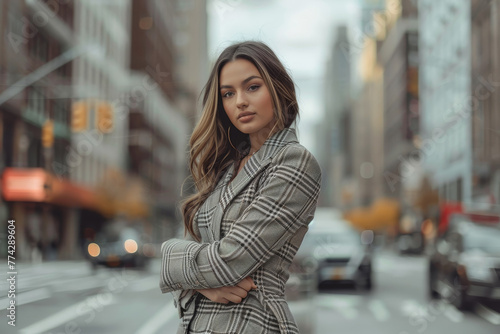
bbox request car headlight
[88,243,100,257]
[124,239,138,254]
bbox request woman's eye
[222,91,234,98]
[248,85,260,91]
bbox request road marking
[0,288,51,308]
[475,303,500,325]
[401,299,426,317]
[315,294,360,319]
[442,302,464,323]
[129,276,160,292]
[19,293,116,334]
[53,276,107,292]
[135,302,177,334]
[368,300,390,322]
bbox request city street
[310,251,500,334]
[1,251,499,334]
[2,0,500,333]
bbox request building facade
[351,36,385,208]
[318,25,352,208]
[418,0,472,206]
[0,0,78,260]
[377,0,420,205]
[0,0,207,260]
[128,0,207,243]
[470,0,500,210]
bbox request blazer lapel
[210,127,299,241]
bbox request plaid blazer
[160,127,321,334]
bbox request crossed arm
[160,146,321,311]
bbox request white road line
[315,295,360,319]
[53,277,107,293]
[475,303,500,325]
[401,299,428,318]
[19,293,116,334]
[368,300,390,322]
[129,276,160,292]
[442,303,464,323]
[135,302,177,334]
[0,288,51,309]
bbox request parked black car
[86,226,150,270]
[428,213,500,310]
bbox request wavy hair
[181,41,299,241]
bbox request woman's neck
[248,122,278,155]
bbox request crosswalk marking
[129,275,160,292]
[135,301,177,334]
[368,300,390,322]
[19,293,116,334]
[0,288,51,309]
[53,275,108,293]
[315,295,360,320]
[475,303,500,325]
[442,302,464,323]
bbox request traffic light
[96,101,113,133]
[71,101,88,132]
[42,119,54,148]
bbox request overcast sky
[207,0,360,154]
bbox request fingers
[225,286,248,299]
[224,293,243,304]
[237,277,258,291]
[198,277,258,305]
[245,276,258,289]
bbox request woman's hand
[196,276,257,304]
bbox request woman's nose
[236,95,248,109]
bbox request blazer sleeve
[162,230,199,317]
[160,145,321,293]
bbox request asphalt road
[0,251,498,334]
[310,251,500,334]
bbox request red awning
[1,168,98,209]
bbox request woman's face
[219,58,275,141]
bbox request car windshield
[302,230,360,250]
[463,224,500,255]
[94,226,138,244]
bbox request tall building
[351,35,385,207]
[470,0,500,210]
[0,0,79,259]
[0,0,208,260]
[418,0,472,206]
[69,0,138,257]
[318,25,352,208]
[377,0,420,204]
[127,0,207,244]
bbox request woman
[160,41,322,334]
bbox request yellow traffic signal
[42,120,54,148]
[96,101,113,133]
[71,101,88,132]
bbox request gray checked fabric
[160,127,322,334]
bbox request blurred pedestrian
[25,204,43,263]
[159,41,322,334]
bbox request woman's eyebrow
[220,75,262,89]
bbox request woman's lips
[238,113,256,123]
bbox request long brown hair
[181,41,299,241]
